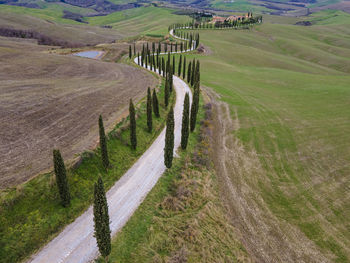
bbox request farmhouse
[211,16,226,23]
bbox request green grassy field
[0,77,174,263]
[177,12,350,261]
[86,6,190,36]
[0,6,188,44]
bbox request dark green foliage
[164,108,174,168]
[53,149,70,207]
[152,88,160,118]
[99,115,110,170]
[187,61,191,83]
[93,177,111,262]
[172,56,175,75]
[168,65,173,93]
[195,60,200,85]
[191,59,196,86]
[178,55,182,76]
[181,93,190,150]
[129,45,132,59]
[129,99,137,149]
[164,78,170,107]
[190,82,200,132]
[133,43,136,56]
[183,56,186,79]
[147,87,152,132]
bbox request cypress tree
[129,45,132,59]
[187,61,192,83]
[191,59,196,86]
[159,57,162,74]
[93,177,111,262]
[168,66,173,93]
[181,93,190,150]
[190,82,200,132]
[133,43,136,56]
[129,99,137,149]
[162,57,166,77]
[99,115,110,170]
[53,149,70,207]
[164,77,170,107]
[183,56,186,79]
[147,87,152,132]
[172,56,175,74]
[152,88,160,117]
[178,55,182,76]
[196,33,200,48]
[164,108,174,168]
[195,60,200,84]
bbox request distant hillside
[1,0,141,15]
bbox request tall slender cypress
[191,59,196,86]
[187,61,192,83]
[99,115,110,170]
[147,87,152,132]
[162,57,166,77]
[164,108,174,168]
[190,82,200,132]
[183,56,186,79]
[168,66,173,93]
[129,45,132,59]
[53,149,70,207]
[152,88,160,117]
[195,60,200,85]
[93,177,111,262]
[181,93,190,150]
[178,55,182,76]
[164,78,170,107]
[129,99,137,149]
[172,56,175,74]
[133,43,136,56]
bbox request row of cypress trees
[129,38,192,62]
[52,27,200,261]
[53,44,200,211]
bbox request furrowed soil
[0,37,157,188]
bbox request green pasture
[179,14,350,261]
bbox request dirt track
[0,38,157,188]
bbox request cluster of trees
[170,14,262,31]
[128,36,197,62]
[0,27,83,48]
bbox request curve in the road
[28,30,194,263]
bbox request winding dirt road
[28,34,193,263]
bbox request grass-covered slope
[86,6,190,36]
[178,13,350,262]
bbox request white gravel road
[28,33,193,263]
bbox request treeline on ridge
[0,27,84,48]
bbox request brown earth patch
[0,37,157,188]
